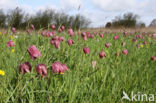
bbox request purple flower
[31,24,35,30]
[19,62,32,74]
[27,45,41,60]
[105,43,110,48]
[123,32,128,37]
[114,35,119,40]
[81,32,86,37]
[100,34,103,38]
[51,24,56,30]
[51,62,68,74]
[151,56,156,61]
[41,31,45,36]
[68,29,74,36]
[58,28,62,33]
[50,36,61,49]
[54,40,60,49]
[143,41,147,45]
[11,27,16,34]
[8,40,15,47]
[67,39,74,46]
[132,38,137,42]
[27,29,31,34]
[83,47,90,54]
[58,37,64,42]
[122,49,128,55]
[46,31,53,37]
[99,51,106,58]
[36,64,48,78]
[61,26,65,31]
[83,36,87,40]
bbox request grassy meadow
[0,29,156,103]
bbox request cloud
[59,0,82,12]
[85,0,156,27]
[33,4,58,13]
[0,0,18,11]
[81,9,119,27]
[91,0,136,11]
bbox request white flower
[14,36,18,38]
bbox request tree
[149,19,156,27]
[136,22,146,28]
[28,9,90,30]
[29,9,55,29]
[54,12,69,28]
[111,12,139,28]
[0,9,6,28]
[105,22,111,28]
[7,7,24,28]
[71,14,91,30]
[0,7,91,30]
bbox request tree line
[105,12,156,28]
[0,7,156,29]
[0,7,91,30]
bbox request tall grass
[0,30,156,103]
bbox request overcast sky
[0,0,156,27]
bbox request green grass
[0,31,156,103]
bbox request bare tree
[149,19,156,27]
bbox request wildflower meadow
[0,25,156,103]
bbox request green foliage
[7,7,24,29]
[28,9,55,29]
[0,9,6,28]
[111,12,145,28]
[0,8,91,30]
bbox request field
[0,28,156,103]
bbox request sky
[0,0,156,27]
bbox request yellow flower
[0,32,2,35]
[140,44,144,48]
[60,72,64,74]
[0,70,5,76]
[24,38,26,41]
[11,49,15,53]
[148,37,151,41]
[10,35,14,40]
